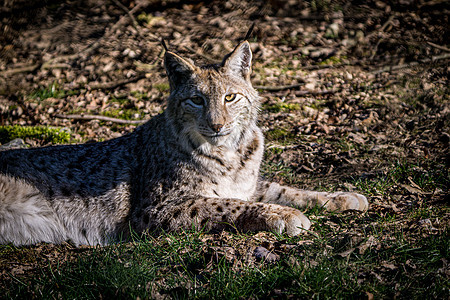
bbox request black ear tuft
[161,38,169,52]
[222,41,252,81]
[243,23,255,41]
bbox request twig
[301,62,353,70]
[371,53,450,74]
[183,45,220,63]
[55,114,147,124]
[2,3,145,76]
[366,15,395,60]
[427,41,450,52]
[254,83,304,91]
[42,3,145,71]
[111,0,143,37]
[87,73,147,90]
[366,15,395,40]
[42,63,71,69]
[0,64,39,76]
[296,13,375,21]
[294,89,339,96]
[419,0,449,8]
[379,15,395,33]
[0,62,73,77]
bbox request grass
[0,157,447,299]
[353,159,449,198]
[2,222,447,299]
[29,83,77,101]
[0,125,71,145]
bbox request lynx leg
[256,181,368,212]
[139,197,311,236]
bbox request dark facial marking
[199,153,226,167]
[190,207,198,218]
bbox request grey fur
[0,42,368,245]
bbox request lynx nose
[210,123,223,133]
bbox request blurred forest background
[0,0,448,298]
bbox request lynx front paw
[262,207,311,236]
[324,192,369,212]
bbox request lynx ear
[164,51,197,89]
[222,41,252,81]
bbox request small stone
[253,246,279,263]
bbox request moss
[266,128,296,143]
[154,83,170,92]
[110,97,131,105]
[0,125,71,145]
[319,56,346,65]
[101,109,143,120]
[130,91,150,100]
[137,13,165,26]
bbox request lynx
[0,41,368,246]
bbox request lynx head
[164,41,260,150]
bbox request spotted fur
[0,42,368,245]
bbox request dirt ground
[0,0,449,297]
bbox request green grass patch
[261,159,298,185]
[0,125,71,145]
[2,226,447,299]
[29,83,72,100]
[353,160,448,197]
[265,127,298,145]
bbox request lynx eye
[224,94,237,102]
[188,96,204,106]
